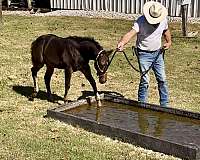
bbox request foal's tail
[31,36,46,66]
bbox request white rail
[50,0,200,18]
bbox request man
[117,1,172,107]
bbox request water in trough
[64,101,200,147]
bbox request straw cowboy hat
[143,1,168,24]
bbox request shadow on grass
[12,85,124,104]
[77,90,124,100]
[12,85,63,102]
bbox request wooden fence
[50,0,200,18]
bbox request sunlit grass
[0,14,199,160]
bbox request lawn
[0,14,199,159]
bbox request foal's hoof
[28,96,34,101]
[97,100,102,107]
[57,100,65,105]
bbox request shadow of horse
[12,85,63,102]
[12,85,124,103]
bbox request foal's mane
[67,36,102,49]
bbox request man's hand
[117,41,124,51]
[163,42,171,50]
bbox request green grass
[0,14,199,160]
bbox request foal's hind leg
[44,66,54,102]
[30,65,43,101]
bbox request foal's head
[94,49,113,84]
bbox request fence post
[118,0,121,12]
[121,0,125,13]
[93,0,96,11]
[109,0,113,11]
[135,0,139,14]
[178,0,191,36]
[181,4,188,36]
[57,0,61,9]
[132,0,135,13]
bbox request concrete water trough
[47,93,200,160]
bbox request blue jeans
[137,49,169,106]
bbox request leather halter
[95,50,107,74]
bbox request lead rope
[134,47,165,78]
[102,49,140,75]
[100,48,165,78]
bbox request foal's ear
[106,49,113,56]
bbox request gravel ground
[2,10,139,20]
[2,9,200,23]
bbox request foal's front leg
[44,67,54,102]
[81,65,102,107]
[63,69,72,103]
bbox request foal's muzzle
[99,72,107,84]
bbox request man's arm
[163,29,172,49]
[117,29,137,51]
